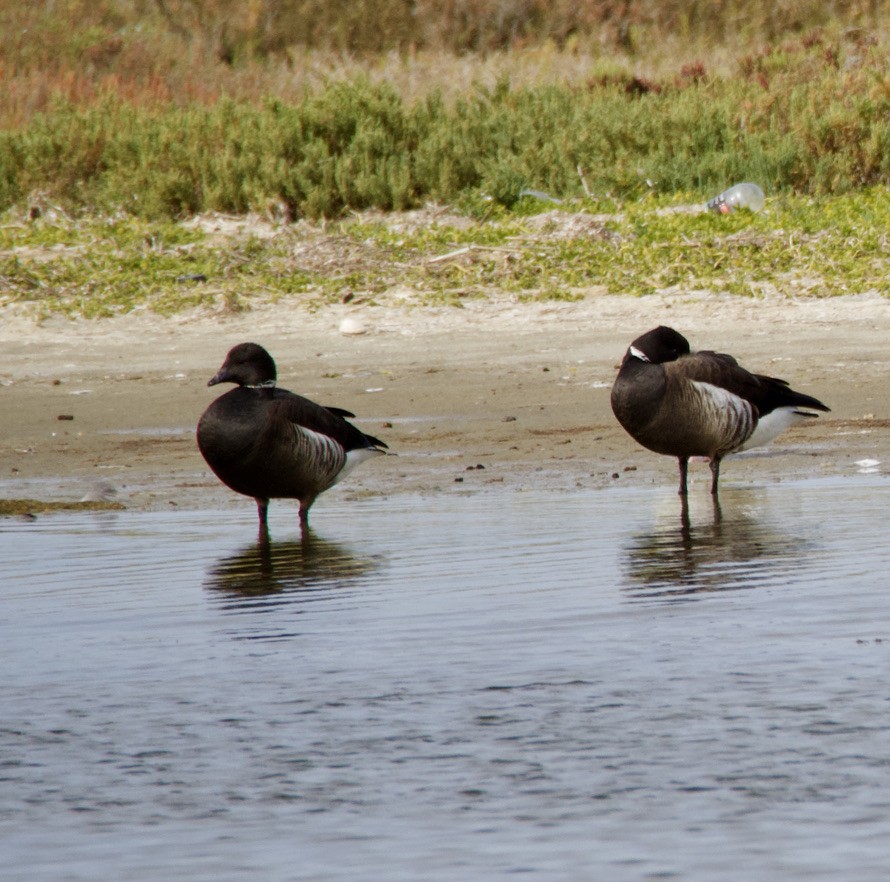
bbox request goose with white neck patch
[197,342,388,533]
[611,326,830,496]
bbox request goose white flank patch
[610,325,830,496]
[197,342,388,533]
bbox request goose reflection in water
[622,492,810,601]
[205,529,380,608]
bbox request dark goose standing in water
[610,326,830,495]
[197,343,388,530]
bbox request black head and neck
[208,342,278,389]
[623,326,691,367]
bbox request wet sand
[2,292,888,519]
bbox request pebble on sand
[339,317,367,336]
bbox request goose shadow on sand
[204,530,383,636]
[621,491,814,602]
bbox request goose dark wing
[669,351,829,416]
[668,351,761,400]
[272,389,388,451]
[748,372,829,413]
[321,406,388,449]
[324,405,356,419]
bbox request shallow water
[3,478,890,881]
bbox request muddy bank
[2,292,887,521]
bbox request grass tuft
[1,189,888,319]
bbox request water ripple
[621,492,821,601]
[3,479,890,881]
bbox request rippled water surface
[4,478,890,881]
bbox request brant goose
[197,342,388,530]
[610,326,829,495]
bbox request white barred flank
[335,447,388,485]
[292,425,348,488]
[289,425,386,489]
[690,380,756,452]
[739,406,813,451]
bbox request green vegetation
[2,189,887,318]
[1,38,890,221]
[1,2,888,316]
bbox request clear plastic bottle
[707,182,765,214]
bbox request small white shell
[339,317,367,336]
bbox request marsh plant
[1,1,888,317]
[2,34,890,222]
[2,189,888,318]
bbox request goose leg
[299,496,316,529]
[709,457,722,496]
[256,498,270,543]
[677,457,689,496]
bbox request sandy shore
[2,291,888,521]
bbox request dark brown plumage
[197,342,387,532]
[610,326,829,495]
